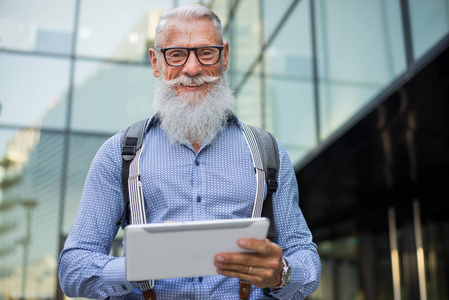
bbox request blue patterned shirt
[58,115,321,299]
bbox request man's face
[149,18,229,98]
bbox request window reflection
[266,78,316,164]
[264,0,315,163]
[236,65,262,127]
[0,129,63,298]
[310,220,393,300]
[230,0,261,88]
[76,0,172,61]
[63,134,109,234]
[265,0,312,79]
[0,0,75,54]
[314,0,406,141]
[0,54,70,129]
[420,197,449,299]
[262,0,295,39]
[409,0,449,60]
[71,61,155,133]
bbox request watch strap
[271,257,291,290]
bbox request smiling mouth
[181,82,202,87]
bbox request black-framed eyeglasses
[154,45,224,67]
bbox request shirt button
[195,159,199,166]
[199,276,203,282]
[196,196,201,203]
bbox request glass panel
[420,197,449,300]
[0,0,75,54]
[71,60,156,133]
[209,0,233,30]
[235,64,262,128]
[0,53,70,129]
[229,0,261,88]
[395,204,422,299]
[312,235,362,300]
[0,128,63,299]
[315,0,406,141]
[310,220,393,300]
[318,82,380,139]
[263,0,294,39]
[76,0,173,61]
[266,79,315,165]
[409,0,449,60]
[177,0,207,6]
[63,133,110,234]
[265,0,314,165]
[265,0,312,78]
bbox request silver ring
[248,266,252,274]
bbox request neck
[192,143,201,153]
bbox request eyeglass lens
[165,47,221,66]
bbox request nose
[182,50,202,76]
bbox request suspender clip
[267,178,278,194]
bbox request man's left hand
[214,238,283,288]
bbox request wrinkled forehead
[156,17,223,47]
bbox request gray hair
[155,4,223,46]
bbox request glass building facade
[0,0,448,299]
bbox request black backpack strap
[116,118,149,226]
[247,125,280,242]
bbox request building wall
[0,0,448,298]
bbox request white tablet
[125,217,270,281]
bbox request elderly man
[58,4,320,299]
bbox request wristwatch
[272,257,291,290]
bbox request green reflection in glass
[409,0,449,60]
[0,129,63,298]
[230,0,261,88]
[315,0,406,141]
[64,134,109,235]
[72,60,156,133]
[0,54,70,129]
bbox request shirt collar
[143,114,160,133]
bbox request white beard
[153,75,236,146]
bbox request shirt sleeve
[57,133,140,298]
[268,140,321,299]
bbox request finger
[216,267,273,289]
[215,249,281,269]
[215,259,280,283]
[216,262,278,279]
[215,253,264,268]
[216,267,261,282]
[215,262,256,275]
[217,267,246,280]
[238,239,281,256]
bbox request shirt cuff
[101,256,140,296]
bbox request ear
[149,48,160,78]
[222,42,229,71]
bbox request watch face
[285,266,291,284]
[272,258,292,289]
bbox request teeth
[183,83,201,87]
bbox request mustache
[164,75,220,87]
